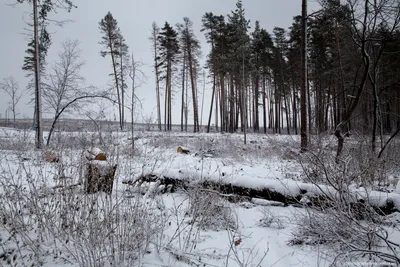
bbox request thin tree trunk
[188,50,198,133]
[185,64,189,132]
[120,38,125,130]
[181,54,186,131]
[263,75,267,133]
[207,73,216,133]
[200,70,206,129]
[33,0,43,149]
[107,31,122,131]
[164,64,169,131]
[300,0,308,151]
[152,26,162,131]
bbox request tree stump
[177,146,190,154]
[85,160,117,194]
[86,148,107,161]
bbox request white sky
[0,0,320,124]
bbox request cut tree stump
[177,146,190,154]
[86,148,107,161]
[85,160,117,194]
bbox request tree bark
[300,0,308,151]
[33,0,43,149]
[188,50,199,133]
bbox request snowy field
[0,126,399,267]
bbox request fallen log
[123,174,400,216]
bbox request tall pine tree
[158,22,180,131]
[99,12,129,130]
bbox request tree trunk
[120,39,125,131]
[200,70,206,129]
[107,32,122,131]
[254,72,260,132]
[207,73,216,133]
[181,54,186,132]
[300,0,308,151]
[188,50,199,133]
[152,27,162,131]
[263,75,267,133]
[33,0,43,149]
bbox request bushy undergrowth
[0,131,165,267]
[186,187,237,231]
[292,136,400,266]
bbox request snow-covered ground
[0,126,399,266]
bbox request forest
[0,0,400,266]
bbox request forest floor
[0,126,399,267]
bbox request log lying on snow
[123,174,400,215]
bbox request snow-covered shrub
[293,141,400,266]
[300,134,400,190]
[0,138,164,267]
[257,207,284,229]
[186,187,237,231]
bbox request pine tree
[300,0,308,151]
[99,11,129,130]
[227,0,250,135]
[158,22,180,131]
[16,0,76,148]
[201,12,225,132]
[150,22,162,131]
[177,17,201,132]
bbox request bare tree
[0,76,22,123]
[43,39,108,146]
[333,0,400,161]
[129,55,146,151]
[15,0,76,148]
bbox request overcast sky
[0,0,320,124]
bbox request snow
[0,127,399,266]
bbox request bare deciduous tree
[0,76,22,123]
[43,39,109,146]
[129,55,146,151]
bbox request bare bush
[257,207,284,229]
[186,187,237,231]
[292,140,400,266]
[0,134,164,267]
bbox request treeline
[150,0,400,153]
[6,0,400,153]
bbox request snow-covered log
[124,174,400,216]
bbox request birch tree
[0,76,22,123]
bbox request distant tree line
[3,0,400,154]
